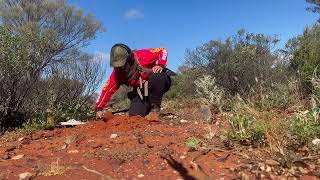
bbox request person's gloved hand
[96,110,114,122]
[152,65,163,73]
[96,110,104,119]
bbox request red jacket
[95,47,168,110]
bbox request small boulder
[18,172,33,180]
[110,134,118,139]
[12,154,24,160]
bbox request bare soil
[0,114,319,179]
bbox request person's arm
[95,70,120,112]
[148,48,168,73]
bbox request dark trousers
[128,72,171,117]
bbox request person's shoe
[145,104,161,122]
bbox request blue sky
[68,0,318,90]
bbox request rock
[4,145,16,152]
[43,132,54,138]
[2,152,10,160]
[266,159,280,166]
[298,167,308,174]
[239,172,250,180]
[137,174,144,178]
[12,154,24,160]
[266,165,272,173]
[61,144,68,150]
[18,172,33,180]
[18,137,24,141]
[312,138,320,146]
[90,143,103,149]
[138,137,145,144]
[31,133,42,140]
[110,134,118,139]
[179,155,186,160]
[180,119,188,123]
[67,150,79,154]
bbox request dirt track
[0,115,319,179]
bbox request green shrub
[288,109,320,144]
[185,137,202,151]
[225,101,269,146]
[21,112,54,134]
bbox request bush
[291,24,320,93]
[289,109,320,144]
[194,75,224,112]
[225,101,269,146]
[185,137,202,151]
[185,29,286,101]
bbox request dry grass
[40,158,67,176]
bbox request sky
[68,0,318,91]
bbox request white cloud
[124,8,144,19]
[93,51,110,62]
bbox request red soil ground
[0,115,319,179]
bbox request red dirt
[0,115,319,179]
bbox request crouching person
[95,43,172,121]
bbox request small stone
[12,154,24,160]
[4,145,16,152]
[91,143,103,149]
[266,165,272,173]
[266,159,280,166]
[137,174,144,178]
[67,150,79,154]
[179,155,186,160]
[229,167,235,172]
[298,167,308,174]
[312,138,320,146]
[2,152,10,160]
[110,134,118,139]
[18,137,24,141]
[31,133,42,140]
[239,172,250,180]
[61,144,67,150]
[194,121,198,125]
[138,137,145,144]
[18,172,33,180]
[180,119,188,123]
[169,123,173,126]
[260,165,266,171]
[43,132,54,138]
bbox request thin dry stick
[82,166,115,180]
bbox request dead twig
[82,166,115,180]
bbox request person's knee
[149,72,167,84]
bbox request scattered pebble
[12,154,24,160]
[266,159,280,166]
[61,144,67,150]
[2,152,10,160]
[194,121,198,125]
[18,172,33,180]
[266,165,271,173]
[312,138,320,146]
[110,134,118,139]
[18,137,24,141]
[4,146,16,152]
[179,155,186,160]
[180,119,188,123]
[67,150,79,154]
[137,174,144,178]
